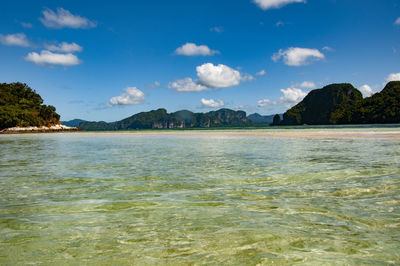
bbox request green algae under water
[0,129,399,265]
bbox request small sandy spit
[0,124,79,134]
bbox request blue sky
[1,0,399,121]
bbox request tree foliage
[0,83,60,129]
[272,114,281,125]
[351,81,400,124]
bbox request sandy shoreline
[0,125,80,134]
[3,128,399,140]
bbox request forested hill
[0,83,60,129]
[352,81,400,124]
[78,108,253,130]
[274,82,400,125]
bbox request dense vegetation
[0,83,60,129]
[78,108,252,130]
[279,83,363,125]
[351,81,400,124]
[274,82,400,125]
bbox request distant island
[72,108,253,130]
[273,81,400,125]
[1,81,399,133]
[0,83,78,133]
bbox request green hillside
[0,83,60,129]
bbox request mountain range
[67,108,257,131]
[63,111,281,130]
[62,81,400,130]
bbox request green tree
[0,83,61,129]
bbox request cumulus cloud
[168,78,209,92]
[272,47,325,66]
[169,63,248,92]
[258,87,308,108]
[40,8,96,29]
[300,81,317,89]
[201,98,225,108]
[359,84,373,97]
[386,72,400,82]
[257,99,270,107]
[395,17,400,25]
[25,50,81,66]
[175,43,219,56]
[256,69,266,76]
[241,73,255,81]
[45,42,83,53]
[0,33,30,47]
[253,0,306,10]
[279,87,307,104]
[109,87,145,106]
[197,63,241,88]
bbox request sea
[1,127,399,265]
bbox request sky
[1,0,400,122]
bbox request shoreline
[2,127,399,140]
[0,124,80,134]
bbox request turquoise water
[1,129,399,265]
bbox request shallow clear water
[1,129,399,265]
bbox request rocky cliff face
[78,108,252,130]
[274,82,400,126]
[279,83,363,125]
[152,121,185,129]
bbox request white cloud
[25,50,81,66]
[197,63,241,88]
[253,0,306,10]
[40,8,96,29]
[146,81,161,89]
[276,21,285,27]
[257,99,270,107]
[235,105,249,111]
[258,87,307,108]
[386,72,400,82]
[256,69,266,76]
[168,78,209,92]
[21,22,33,28]
[169,63,248,92]
[175,43,219,56]
[109,87,145,106]
[201,98,225,108]
[322,46,334,52]
[45,42,83,53]
[279,87,307,104]
[395,17,400,25]
[359,84,373,97]
[241,73,255,81]
[272,47,325,66]
[210,26,223,33]
[0,33,30,47]
[300,81,316,89]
